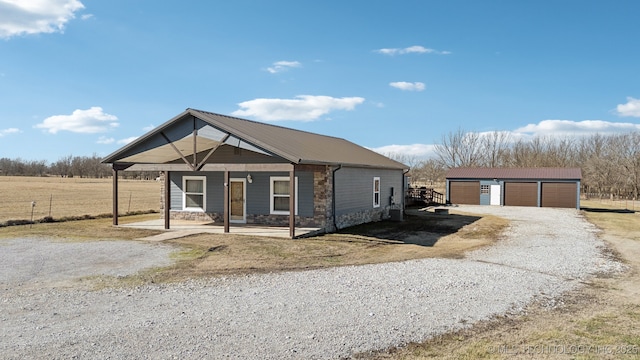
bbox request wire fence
[582,194,639,211]
[0,177,161,224]
[0,192,161,223]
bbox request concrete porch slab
[119,219,323,241]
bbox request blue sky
[1,0,639,163]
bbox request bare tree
[480,131,512,167]
[434,128,484,168]
[51,155,73,177]
[383,152,421,170]
[413,158,445,185]
[616,132,640,199]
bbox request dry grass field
[0,176,160,223]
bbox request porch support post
[224,171,230,233]
[164,171,170,229]
[112,167,119,226]
[289,164,295,238]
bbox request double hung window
[270,176,298,215]
[183,176,206,211]
[373,177,381,208]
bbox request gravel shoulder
[0,207,624,359]
[0,238,176,290]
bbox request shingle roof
[446,167,582,180]
[103,108,408,170]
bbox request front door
[230,179,246,223]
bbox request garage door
[504,182,538,207]
[450,181,480,205]
[541,182,577,208]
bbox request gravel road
[0,207,623,359]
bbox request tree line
[4,130,640,199]
[0,154,156,180]
[403,130,640,200]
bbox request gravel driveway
[0,207,623,359]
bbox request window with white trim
[183,176,206,211]
[270,176,298,215]
[373,177,381,208]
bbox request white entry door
[490,184,501,205]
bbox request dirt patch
[110,208,508,284]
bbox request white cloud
[96,136,114,144]
[266,60,301,74]
[142,124,155,131]
[231,95,365,121]
[616,97,640,117]
[389,81,425,91]
[375,45,451,56]
[514,119,640,137]
[0,127,20,137]
[80,13,92,20]
[35,106,119,134]
[0,0,85,39]
[117,136,138,145]
[369,144,437,159]
[367,118,640,162]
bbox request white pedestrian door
[490,185,501,205]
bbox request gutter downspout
[332,164,342,231]
[403,168,410,211]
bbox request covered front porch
[103,110,318,239]
[121,219,322,241]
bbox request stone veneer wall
[335,207,389,230]
[170,211,222,222]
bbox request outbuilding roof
[446,167,582,180]
[103,108,408,170]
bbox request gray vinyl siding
[334,166,403,217]
[244,171,313,217]
[169,172,182,210]
[169,172,223,211]
[207,145,288,164]
[167,144,288,165]
[169,170,313,217]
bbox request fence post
[30,201,36,228]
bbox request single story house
[445,167,582,209]
[102,108,408,238]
